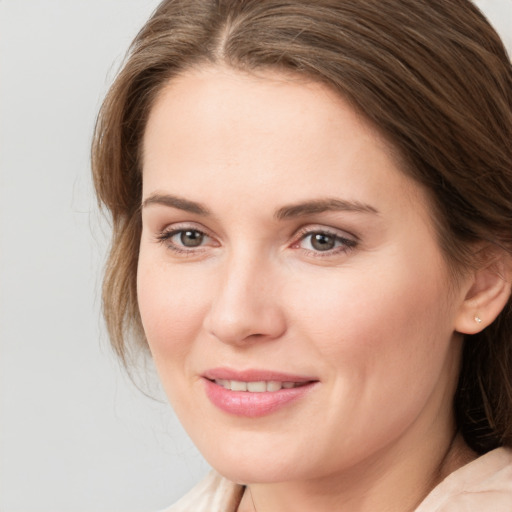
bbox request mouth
[202,369,318,417]
[210,379,308,392]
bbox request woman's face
[138,66,469,484]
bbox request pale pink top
[162,447,512,512]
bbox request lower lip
[203,379,316,417]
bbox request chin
[212,457,299,485]
[194,432,321,485]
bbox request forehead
[143,66,389,163]
[142,65,425,220]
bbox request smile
[202,370,318,417]
[213,379,305,392]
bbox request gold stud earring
[474,315,482,324]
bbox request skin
[138,66,478,512]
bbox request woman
[92,0,512,510]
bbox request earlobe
[455,251,512,335]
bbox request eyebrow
[142,193,378,219]
[142,193,210,215]
[275,198,379,220]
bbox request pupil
[311,233,335,251]
[180,230,203,247]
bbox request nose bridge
[223,248,262,306]
[203,243,285,345]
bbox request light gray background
[0,1,511,511]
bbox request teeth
[231,380,247,391]
[267,381,282,392]
[247,381,266,392]
[214,379,302,392]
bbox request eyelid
[292,224,358,244]
[156,227,207,243]
[290,224,359,256]
[155,222,220,252]
[155,221,215,238]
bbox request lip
[202,367,318,418]
[203,367,316,383]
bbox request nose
[203,253,287,346]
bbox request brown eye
[156,226,217,254]
[297,229,357,255]
[310,233,336,251]
[179,230,204,247]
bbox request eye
[173,229,205,248]
[156,226,216,253]
[307,232,338,251]
[295,229,357,254]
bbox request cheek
[280,261,459,458]
[287,254,455,384]
[136,259,210,361]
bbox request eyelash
[155,226,213,255]
[155,225,358,257]
[292,227,358,257]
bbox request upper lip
[203,367,318,383]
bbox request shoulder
[157,471,244,512]
[415,447,512,512]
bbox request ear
[455,249,512,334]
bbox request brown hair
[92,0,512,453]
